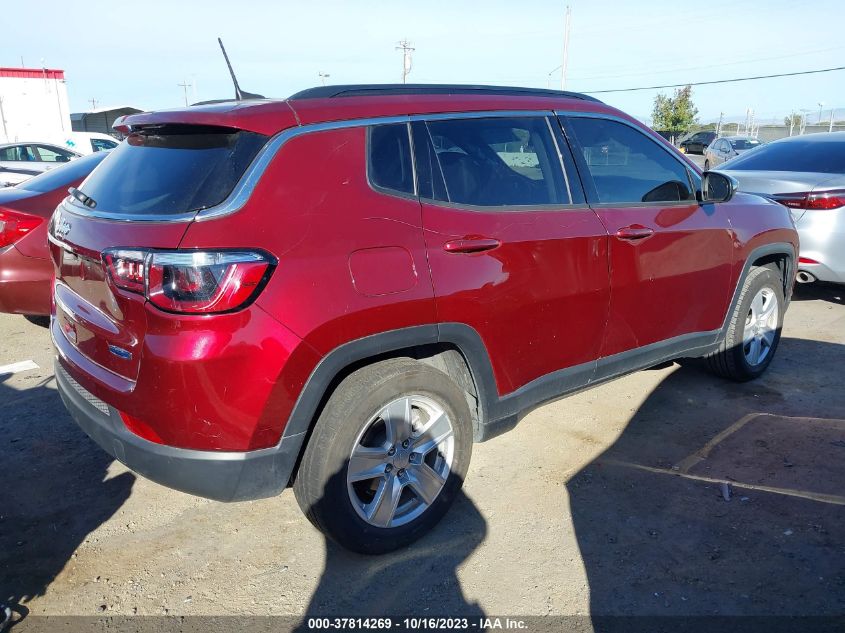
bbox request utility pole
[318,72,330,86]
[89,98,98,110]
[178,79,192,106]
[789,110,795,137]
[561,5,572,90]
[818,102,825,125]
[830,109,836,133]
[716,112,723,136]
[396,40,415,84]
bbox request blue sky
[6,0,845,124]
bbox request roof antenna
[218,37,264,100]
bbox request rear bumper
[0,246,51,315]
[56,360,305,501]
[796,208,845,284]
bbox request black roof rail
[288,83,602,103]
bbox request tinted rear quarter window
[568,117,694,204]
[726,140,845,173]
[368,124,414,195]
[74,125,267,215]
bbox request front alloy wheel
[743,287,778,366]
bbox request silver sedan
[719,132,845,284]
[703,135,763,170]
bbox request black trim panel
[56,360,303,502]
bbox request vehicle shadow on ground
[298,479,486,620]
[568,336,845,620]
[0,373,134,624]
[792,282,844,305]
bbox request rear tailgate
[50,123,272,386]
[50,208,189,382]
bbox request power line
[585,65,845,94]
[568,44,845,82]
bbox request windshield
[16,151,109,193]
[730,139,762,150]
[724,139,845,173]
[75,125,267,215]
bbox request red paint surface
[0,178,90,316]
[52,95,799,454]
[0,67,64,80]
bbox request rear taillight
[103,249,147,294]
[772,189,845,210]
[102,248,274,314]
[0,208,43,248]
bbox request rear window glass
[17,152,109,193]
[74,125,267,215]
[725,140,845,173]
[730,138,761,150]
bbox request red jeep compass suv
[51,85,797,553]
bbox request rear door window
[73,125,267,215]
[424,116,570,207]
[91,138,119,152]
[567,117,694,204]
[35,145,74,162]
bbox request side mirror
[700,171,737,203]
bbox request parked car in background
[53,132,120,155]
[0,142,82,187]
[679,130,716,154]
[719,132,845,285]
[51,84,797,554]
[704,135,762,169]
[0,152,109,315]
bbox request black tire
[706,265,784,382]
[293,358,473,554]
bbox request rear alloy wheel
[706,265,784,381]
[347,395,454,528]
[294,358,472,554]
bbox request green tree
[784,113,803,130]
[651,85,699,135]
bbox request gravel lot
[1,277,844,625]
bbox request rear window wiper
[68,186,97,208]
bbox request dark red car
[51,85,797,553]
[0,152,109,316]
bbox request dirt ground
[1,282,844,627]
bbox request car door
[559,114,733,362]
[415,114,610,397]
[690,133,704,153]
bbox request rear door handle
[443,237,501,254]
[615,225,654,241]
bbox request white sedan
[0,142,82,187]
